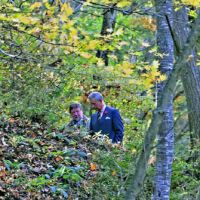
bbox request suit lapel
[94,107,110,124]
[101,106,109,122]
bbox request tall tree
[153,0,174,199]
[125,6,200,200]
[173,7,200,149]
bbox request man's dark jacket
[89,106,124,143]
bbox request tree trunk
[153,1,174,199]
[96,7,117,66]
[125,11,200,199]
[174,8,200,147]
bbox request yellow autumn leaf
[117,0,132,8]
[60,14,67,22]
[141,73,148,78]
[144,66,151,71]
[142,79,154,89]
[61,3,73,19]
[132,148,137,154]
[116,61,134,76]
[17,16,39,25]
[44,31,57,40]
[30,2,42,10]
[151,71,160,78]
[30,27,41,36]
[112,170,117,176]
[87,40,100,50]
[158,74,167,81]
[62,20,74,29]
[64,47,74,54]
[181,0,200,7]
[68,28,78,42]
[123,68,132,76]
[16,16,31,24]
[0,14,9,21]
[122,61,133,69]
[188,10,198,18]
[80,52,92,59]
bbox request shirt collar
[99,105,106,115]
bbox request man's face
[70,107,83,121]
[89,99,103,111]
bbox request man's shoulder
[106,106,118,113]
[67,117,89,128]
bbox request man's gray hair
[88,92,104,101]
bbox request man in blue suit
[88,92,124,143]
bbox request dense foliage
[0,0,200,199]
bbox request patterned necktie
[97,112,101,120]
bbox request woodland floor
[0,117,126,200]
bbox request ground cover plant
[0,116,134,200]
